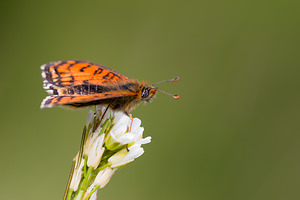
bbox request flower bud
[104,114,145,151]
[108,144,145,168]
[94,167,116,188]
[69,156,84,191]
[87,134,105,168]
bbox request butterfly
[40,60,179,116]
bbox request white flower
[108,143,146,168]
[87,133,105,168]
[105,111,146,151]
[94,167,117,188]
[135,136,152,145]
[69,156,84,191]
[83,111,104,157]
[66,105,151,199]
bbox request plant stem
[66,189,74,200]
[83,185,100,200]
[73,167,94,200]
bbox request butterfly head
[141,86,157,102]
[140,76,180,102]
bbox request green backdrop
[0,1,299,200]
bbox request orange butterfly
[41,60,179,116]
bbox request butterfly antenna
[151,76,179,86]
[157,89,180,99]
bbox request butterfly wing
[41,60,129,94]
[40,60,138,109]
[41,92,137,109]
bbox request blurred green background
[0,1,299,200]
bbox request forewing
[41,60,129,94]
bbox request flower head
[66,106,151,200]
[105,111,149,151]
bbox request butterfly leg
[129,113,133,132]
[94,104,111,131]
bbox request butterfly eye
[141,88,150,98]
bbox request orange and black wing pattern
[40,60,135,109]
[41,92,137,108]
[41,60,129,91]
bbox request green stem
[74,190,84,200]
[83,185,100,200]
[73,167,94,200]
[98,163,112,171]
[99,119,110,135]
[66,189,74,200]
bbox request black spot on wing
[80,65,91,72]
[94,68,103,75]
[103,72,121,80]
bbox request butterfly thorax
[106,80,157,114]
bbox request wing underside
[40,92,137,109]
[40,60,141,109]
[41,60,129,95]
